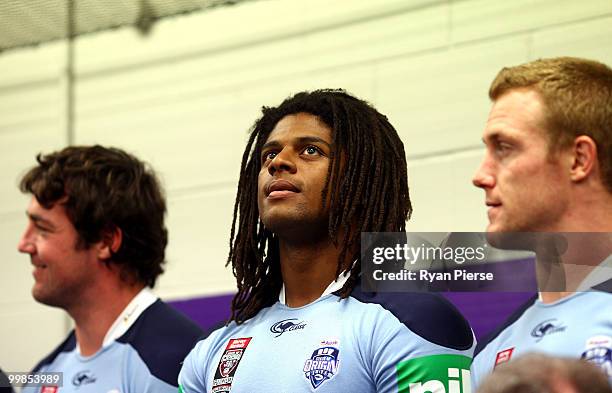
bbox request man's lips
[31,261,47,280]
[265,179,300,199]
[31,258,47,269]
[486,201,501,220]
[31,260,46,267]
[486,201,501,208]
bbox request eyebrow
[482,132,502,144]
[262,136,332,151]
[26,212,56,229]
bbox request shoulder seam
[474,294,537,357]
[348,290,474,351]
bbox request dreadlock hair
[228,89,412,324]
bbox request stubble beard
[262,206,330,246]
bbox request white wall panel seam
[74,1,448,79]
[450,13,612,47]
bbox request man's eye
[263,151,278,161]
[495,142,512,155]
[303,146,320,155]
[35,225,49,235]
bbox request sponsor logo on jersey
[212,337,252,393]
[396,354,472,393]
[40,387,58,393]
[581,335,612,378]
[530,319,566,341]
[303,339,340,390]
[494,347,514,368]
[72,370,96,386]
[270,318,307,337]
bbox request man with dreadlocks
[179,89,475,393]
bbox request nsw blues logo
[303,340,340,390]
[72,370,96,386]
[270,318,307,337]
[530,319,566,341]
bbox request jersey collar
[76,288,157,355]
[278,269,351,306]
[537,254,612,302]
[575,253,612,292]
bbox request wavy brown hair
[20,145,168,287]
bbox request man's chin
[487,219,533,234]
[264,217,307,236]
[32,288,64,308]
[486,219,514,233]
[486,221,501,233]
[262,215,328,242]
[487,224,503,233]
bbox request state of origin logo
[303,339,340,389]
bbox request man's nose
[472,155,495,189]
[268,149,297,175]
[17,225,35,254]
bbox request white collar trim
[76,288,157,354]
[537,254,612,301]
[278,270,351,306]
[575,254,612,292]
[103,288,157,347]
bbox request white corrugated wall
[1,0,611,372]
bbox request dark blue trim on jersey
[117,299,204,387]
[1,368,15,393]
[31,331,76,372]
[347,285,474,351]
[474,294,538,357]
[593,277,612,293]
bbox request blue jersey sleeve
[350,290,475,392]
[179,338,212,393]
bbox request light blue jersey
[471,280,612,389]
[23,291,203,393]
[179,283,475,393]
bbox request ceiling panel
[0,0,256,52]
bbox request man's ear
[98,226,123,260]
[569,135,598,182]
